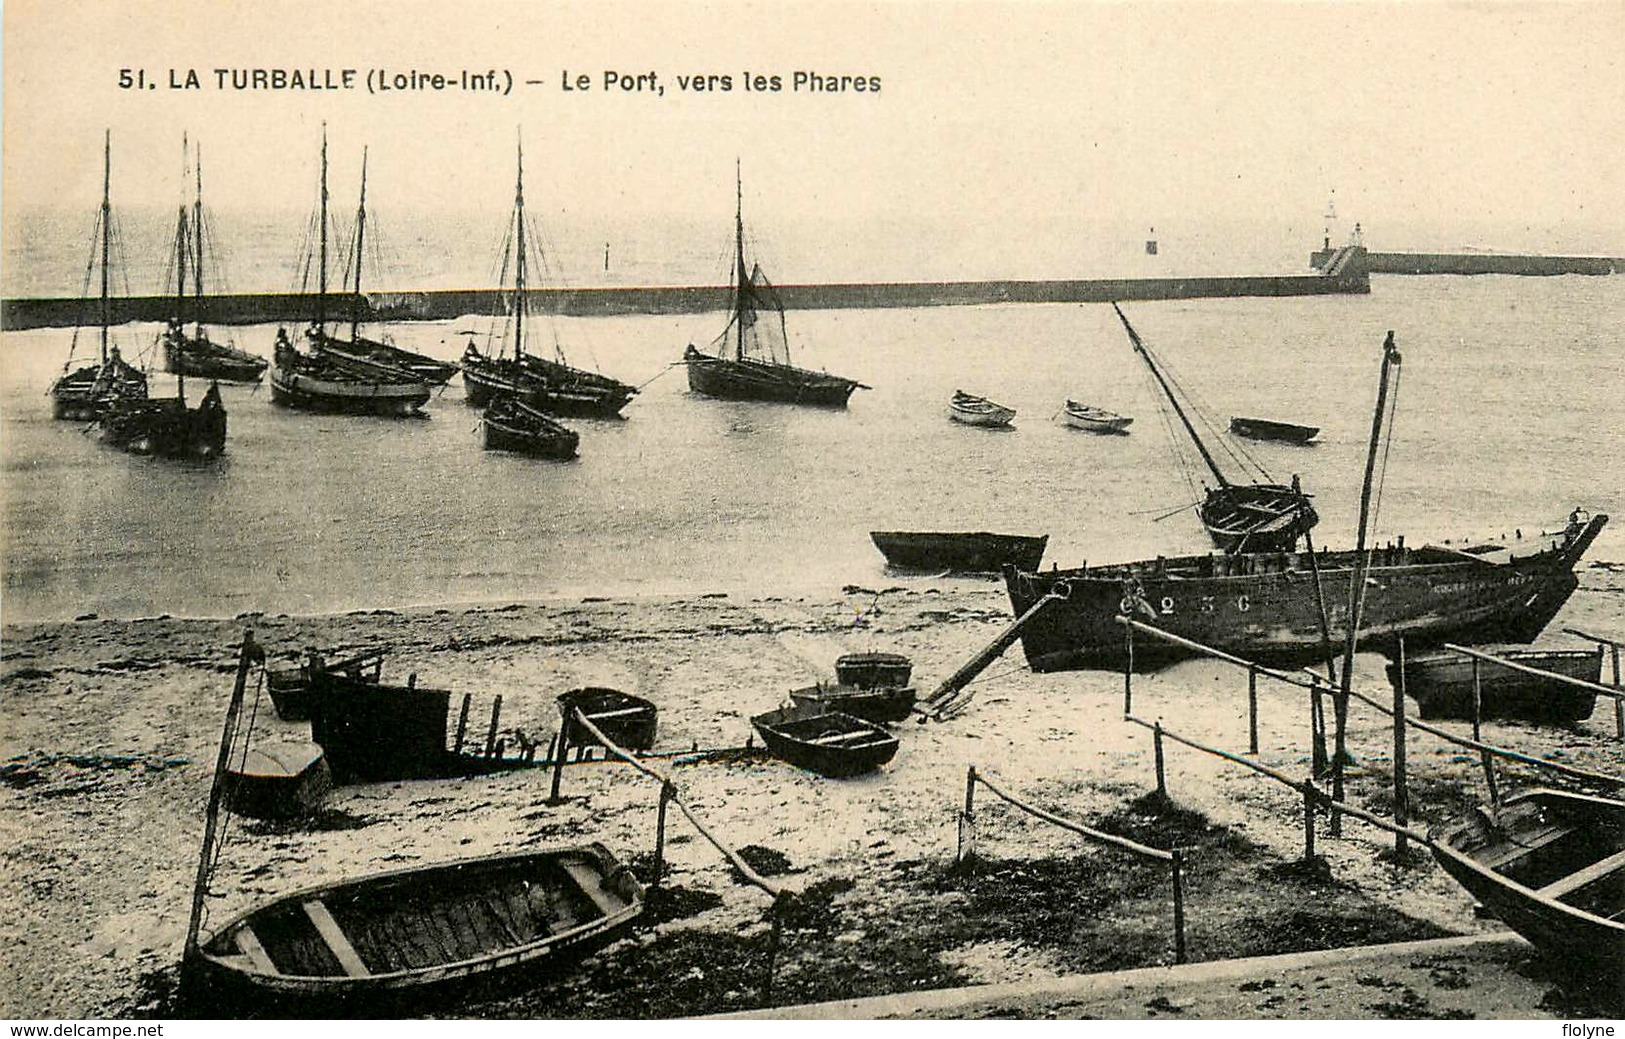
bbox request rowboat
[1388,645,1605,722]
[223,743,331,819]
[1230,416,1319,444]
[750,703,899,777]
[834,652,913,689]
[871,531,1047,573]
[788,683,917,725]
[1062,400,1133,434]
[948,390,1015,427]
[481,396,580,460]
[1431,789,1625,987]
[266,647,387,722]
[187,843,644,1006]
[557,688,658,752]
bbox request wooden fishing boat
[835,651,913,689]
[1431,788,1625,985]
[481,396,580,460]
[49,131,148,421]
[99,384,227,459]
[557,688,658,752]
[266,647,387,722]
[871,530,1048,573]
[187,842,643,1006]
[750,703,899,777]
[1230,416,1319,444]
[1063,400,1133,434]
[948,390,1016,427]
[788,682,918,725]
[1388,645,1605,722]
[682,164,868,408]
[307,675,454,783]
[223,743,331,819]
[160,138,268,383]
[1112,303,1317,552]
[461,141,638,417]
[1004,510,1608,672]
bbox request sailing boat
[306,147,459,386]
[682,163,868,407]
[99,137,229,460]
[1111,302,1317,552]
[269,131,433,417]
[48,131,147,421]
[160,140,268,383]
[460,142,638,418]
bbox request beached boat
[750,703,899,777]
[461,142,638,418]
[223,743,332,820]
[1004,510,1608,672]
[557,688,658,753]
[1431,788,1625,984]
[1112,303,1317,553]
[1230,416,1319,444]
[948,390,1016,427]
[788,683,917,725]
[159,139,268,383]
[870,530,1047,573]
[481,396,580,460]
[1063,400,1133,434]
[266,647,387,722]
[1388,645,1605,722]
[49,131,148,421]
[682,164,867,408]
[269,131,434,417]
[835,652,913,689]
[307,674,455,783]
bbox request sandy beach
[3,571,1623,1019]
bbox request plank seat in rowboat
[559,859,623,917]
[1535,846,1625,900]
[581,706,647,720]
[301,900,372,977]
[232,925,277,974]
[1478,823,1575,870]
[804,732,869,746]
[841,738,900,750]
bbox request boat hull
[164,333,268,383]
[315,336,458,385]
[1389,647,1604,722]
[1229,416,1319,444]
[186,844,643,1009]
[1200,483,1319,553]
[462,350,635,418]
[835,652,914,690]
[270,365,430,417]
[1003,513,1607,672]
[99,390,228,459]
[871,530,1048,573]
[1431,790,1625,989]
[788,683,918,725]
[750,703,899,777]
[481,402,579,459]
[1064,412,1132,434]
[557,688,658,752]
[683,345,861,407]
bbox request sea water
[3,218,1623,623]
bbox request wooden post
[407,672,417,692]
[761,896,785,1007]
[452,693,471,756]
[548,725,568,803]
[1124,621,1134,716]
[653,781,672,888]
[484,695,502,758]
[1171,848,1187,964]
[958,766,978,866]
[1480,749,1500,808]
[1611,643,1623,741]
[1471,657,1483,743]
[1302,782,1317,861]
[1153,721,1167,797]
[1393,637,1410,858]
[1247,665,1259,755]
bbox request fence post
[1153,721,1167,797]
[1611,643,1623,741]
[1171,848,1187,964]
[548,724,569,803]
[1124,622,1135,716]
[484,694,503,758]
[1393,637,1410,859]
[1247,665,1259,755]
[1302,782,1317,861]
[1471,657,1483,744]
[452,693,471,756]
[958,766,978,866]
[653,780,672,889]
[761,895,786,1007]
[1480,749,1500,808]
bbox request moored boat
[1003,510,1608,672]
[750,703,899,777]
[682,164,867,408]
[835,652,913,689]
[557,688,658,752]
[99,383,227,459]
[1230,416,1319,444]
[1062,400,1133,434]
[871,530,1047,573]
[787,682,917,725]
[481,396,579,459]
[948,390,1015,427]
[1388,645,1605,722]
[1430,788,1625,986]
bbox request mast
[734,159,747,362]
[514,139,526,361]
[1331,331,1402,814]
[315,126,329,335]
[192,141,205,337]
[99,130,111,364]
[1111,303,1229,489]
[175,136,189,403]
[350,147,368,344]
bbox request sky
[4,0,1623,265]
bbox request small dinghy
[1229,416,1319,444]
[1062,400,1133,434]
[870,531,1047,573]
[834,652,913,689]
[482,396,580,460]
[1388,645,1605,723]
[266,647,387,722]
[947,389,1015,427]
[750,703,899,777]
[788,682,917,725]
[223,743,332,819]
[556,688,658,753]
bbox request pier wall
[2,269,1368,332]
[1310,247,1620,276]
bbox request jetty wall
[1310,247,1620,276]
[2,269,1367,332]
